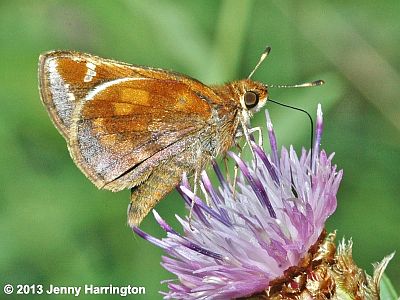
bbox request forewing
[40,51,140,138]
[39,50,221,139]
[39,50,226,190]
[69,77,213,190]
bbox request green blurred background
[1,1,399,299]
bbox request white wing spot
[84,62,97,82]
[67,92,75,101]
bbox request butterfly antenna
[270,79,325,89]
[266,79,323,156]
[248,46,271,79]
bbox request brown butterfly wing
[39,50,223,139]
[69,78,214,191]
[39,51,225,191]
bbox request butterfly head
[235,79,269,116]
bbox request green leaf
[380,273,399,300]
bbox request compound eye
[244,91,259,109]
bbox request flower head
[133,105,347,299]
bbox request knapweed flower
[133,105,393,299]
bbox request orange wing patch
[69,78,213,190]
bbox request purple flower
[133,105,344,299]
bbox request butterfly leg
[188,168,200,230]
[248,126,263,147]
[188,145,211,228]
[232,150,242,198]
[248,126,263,171]
[238,120,257,160]
[201,180,211,207]
[223,156,231,185]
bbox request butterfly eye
[244,91,259,109]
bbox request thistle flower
[133,105,393,299]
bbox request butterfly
[38,47,323,226]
